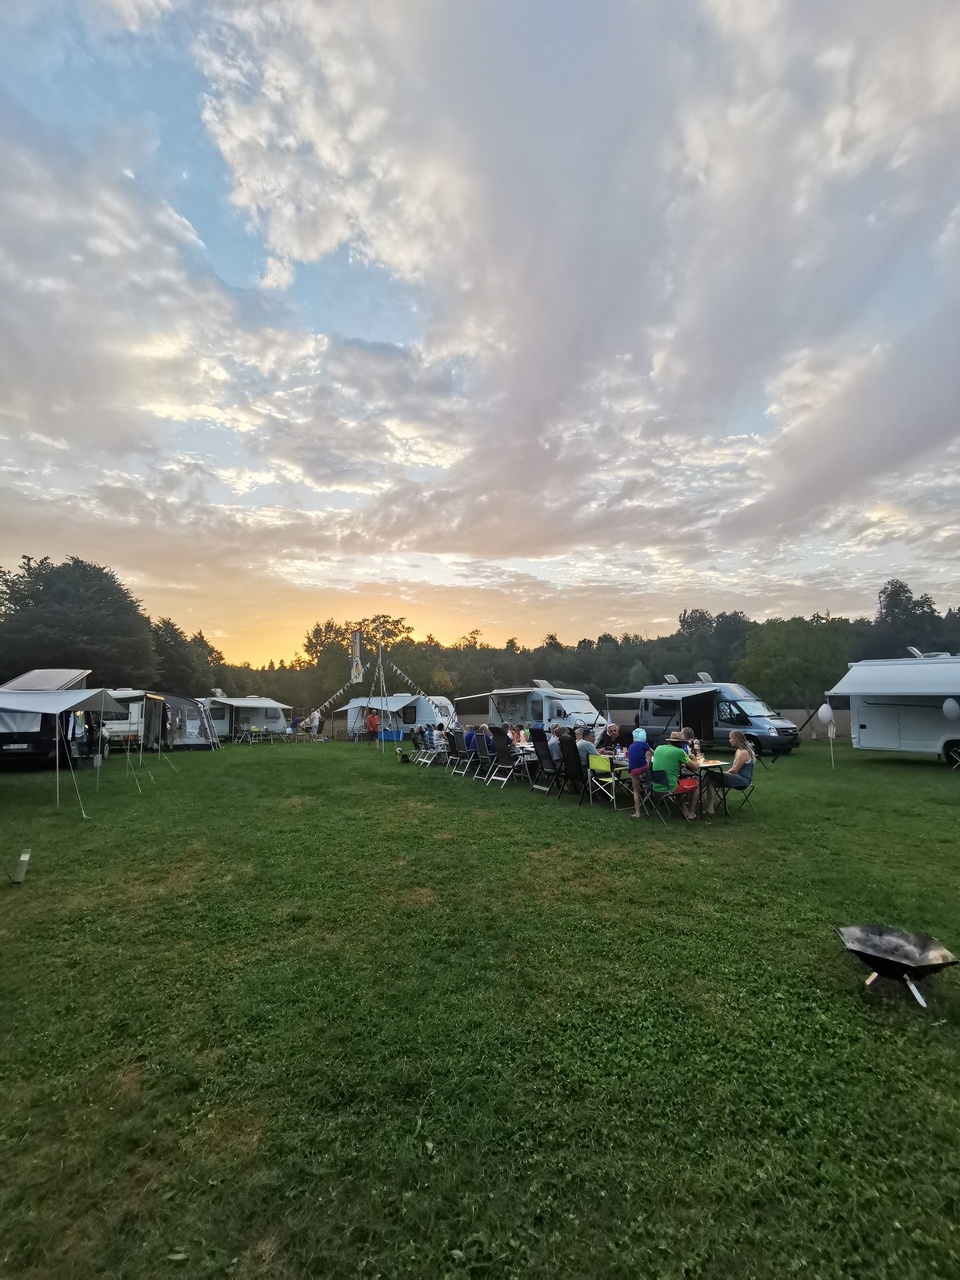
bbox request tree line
[1,556,957,715]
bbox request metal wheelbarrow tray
[836,925,957,1008]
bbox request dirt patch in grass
[398,799,434,814]
[278,795,309,809]
[115,1063,147,1097]
[383,887,441,909]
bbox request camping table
[693,760,729,818]
[512,745,540,785]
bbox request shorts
[674,778,698,793]
[629,767,646,778]
[367,729,377,741]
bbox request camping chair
[409,726,429,764]
[486,726,524,788]
[450,731,475,777]
[444,732,462,773]
[646,768,688,824]
[557,735,589,805]
[474,732,496,783]
[419,729,446,767]
[529,728,565,796]
[586,754,625,808]
[732,783,758,814]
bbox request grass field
[2,740,959,1278]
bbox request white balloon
[817,702,834,724]
[943,698,960,721]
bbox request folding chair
[646,768,690,823]
[557,735,588,804]
[528,728,565,796]
[474,732,496,783]
[451,731,476,777]
[444,732,462,773]
[732,783,757,814]
[485,726,523,788]
[586,755,626,808]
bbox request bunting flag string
[317,665,370,717]
[387,660,459,727]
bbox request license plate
[2,743,30,750]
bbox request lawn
[2,740,959,1279]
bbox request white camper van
[457,680,604,733]
[827,655,960,765]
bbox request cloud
[3,0,960,660]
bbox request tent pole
[63,715,88,819]
[97,689,104,793]
[55,715,60,808]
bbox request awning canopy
[336,695,418,714]
[0,689,125,716]
[828,657,960,698]
[206,697,292,710]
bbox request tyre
[102,741,110,760]
[746,736,762,756]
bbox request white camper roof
[205,696,292,710]
[0,688,125,716]
[828,656,960,697]
[336,695,454,714]
[0,668,91,691]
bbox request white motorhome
[456,680,604,732]
[827,655,960,765]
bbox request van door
[857,704,900,749]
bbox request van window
[716,701,737,724]
[651,701,678,718]
[531,699,543,720]
[209,704,227,720]
[264,707,281,721]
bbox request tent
[104,690,220,750]
[335,694,456,742]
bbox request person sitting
[463,724,478,752]
[577,727,600,766]
[651,730,702,820]
[680,727,698,756]
[627,728,653,818]
[547,724,562,762]
[596,722,620,752]
[478,723,494,750]
[714,730,755,791]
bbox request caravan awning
[336,695,418,714]
[0,689,125,716]
[828,658,960,698]
[206,697,292,710]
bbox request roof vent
[532,679,553,688]
[697,671,713,683]
[213,688,226,698]
[907,647,923,659]
[664,674,679,684]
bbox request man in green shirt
[651,733,702,820]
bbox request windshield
[738,699,775,717]
[554,697,597,714]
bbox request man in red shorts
[651,731,703,820]
[366,709,379,745]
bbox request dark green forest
[1,556,958,714]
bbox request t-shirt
[651,743,690,792]
[464,729,477,751]
[577,739,600,765]
[548,735,562,762]
[627,741,650,772]
[366,714,379,732]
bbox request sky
[1,0,959,664]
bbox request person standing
[366,708,379,746]
[309,708,320,739]
[627,728,653,818]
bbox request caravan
[104,691,219,750]
[457,680,605,733]
[202,695,292,740]
[607,677,800,755]
[336,694,456,742]
[827,655,960,765]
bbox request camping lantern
[817,702,834,724]
[943,698,960,721]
